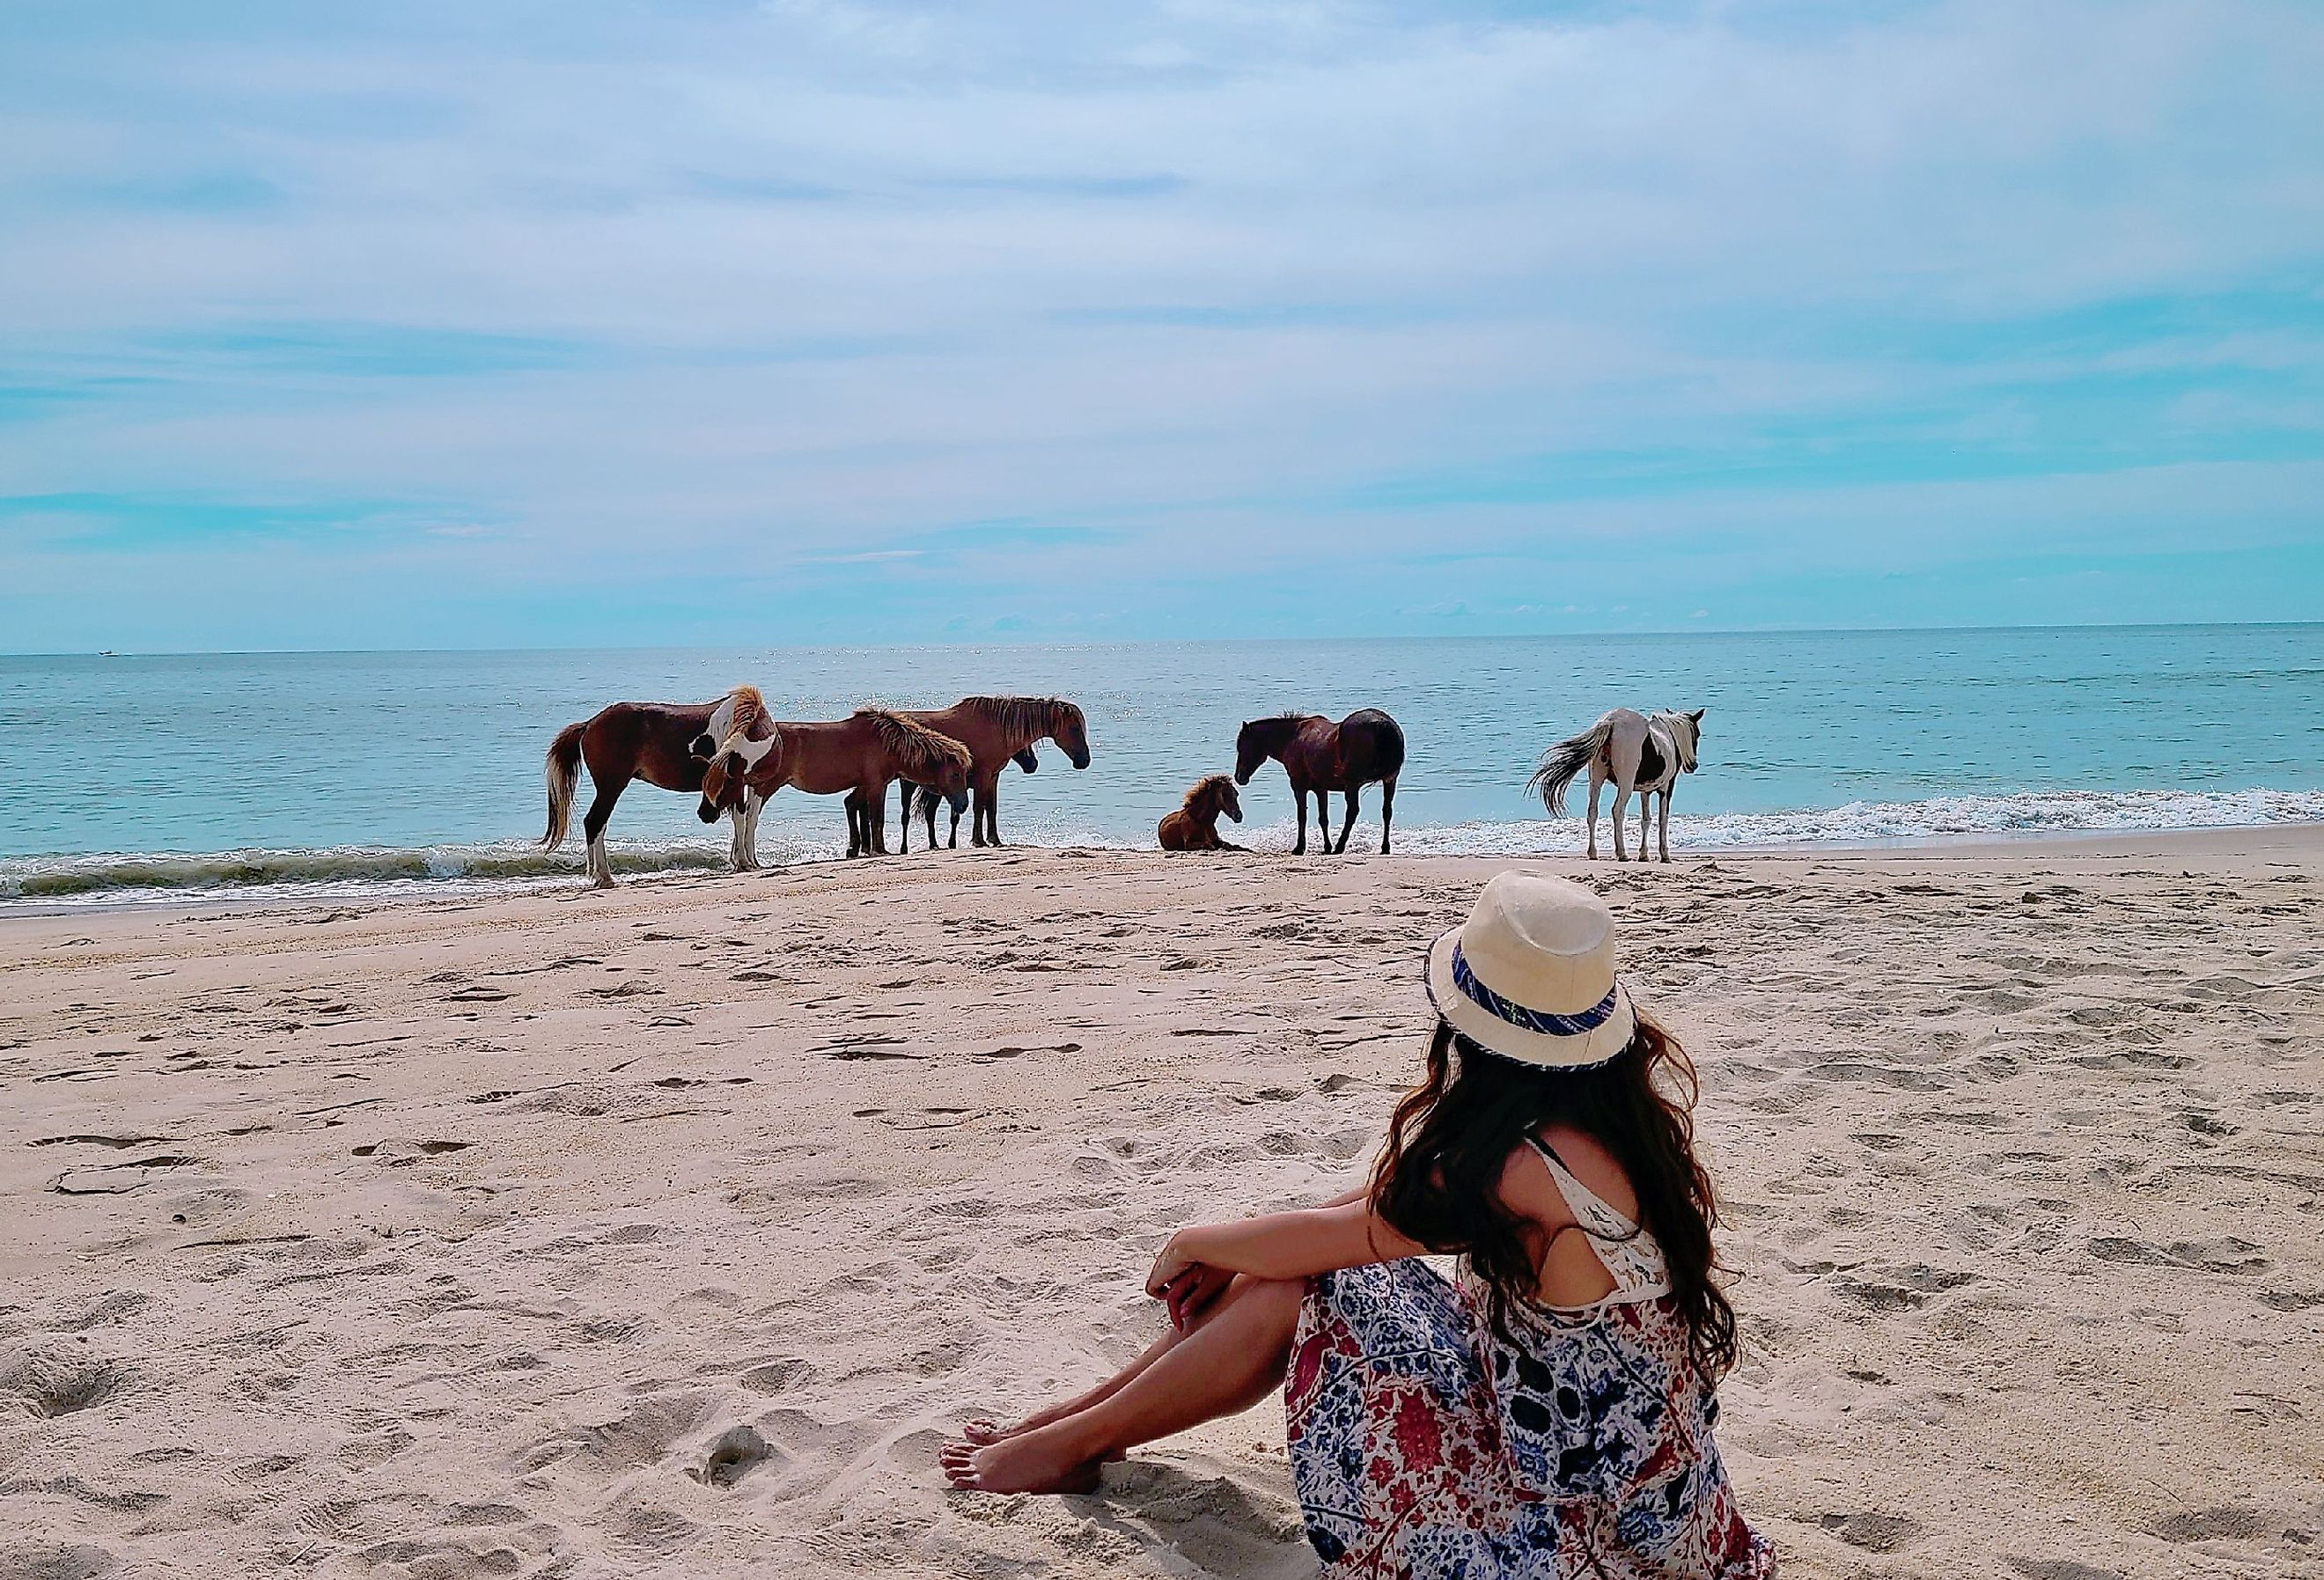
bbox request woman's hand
[1145,1230,1199,1300]
[1159,1262,1234,1330]
[1146,1231,1231,1329]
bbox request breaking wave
[1384,786,2324,856]
[4,786,2319,907]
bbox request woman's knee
[1236,1276,1308,1347]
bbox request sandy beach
[4,832,2320,1579]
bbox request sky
[2,0,2320,652]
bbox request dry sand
[4,833,2320,1579]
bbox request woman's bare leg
[943,1275,1305,1494]
[961,1320,1189,1444]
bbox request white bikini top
[1520,1134,1671,1309]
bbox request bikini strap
[1524,1134,1639,1235]
[1521,1135,1670,1304]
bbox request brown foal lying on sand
[1157,774,1244,851]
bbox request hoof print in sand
[2149,1506,2276,1543]
[4,1354,127,1419]
[1816,1510,1920,1552]
[690,1424,773,1487]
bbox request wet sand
[4,831,2320,1578]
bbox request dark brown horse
[902,746,1039,853]
[895,696,1092,847]
[543,686,765,887]
[1157,774,1244,851]
[1233,708,1406,855]
[698,709,972,857]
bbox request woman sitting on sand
[945,871,1774,1578]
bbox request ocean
[3,625,2320,906]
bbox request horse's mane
[860,709,971,779]
[726,684,767,737]
[1651,709,1701,769]
[960,694,1079,739]
[1183,773,1237,817]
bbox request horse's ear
[1688,708,1705,724]
[724,750,744,776]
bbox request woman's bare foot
[941,1421,1107,1494]
[960,1399,1125,1448]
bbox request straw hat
[1424,871,1638,1069]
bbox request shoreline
[4,835,2320,1576]
[6,818,2322,922]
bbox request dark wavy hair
[1367,1013,1739,1380]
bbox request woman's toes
[962,1417,1005,1444]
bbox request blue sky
[2,0,2320,651]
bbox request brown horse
[1233,708,1407,855]
[698,709,971,857]
[903,746,1039,853]
[895,696,1092,848]
[1157,774,1244,851]
[543,686,765,887]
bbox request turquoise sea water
[2,625,2320,904]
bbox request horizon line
[4,615,2320,661]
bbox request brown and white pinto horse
[1157,774,1244,851]
[1234,709,1406,855]
[895,696,1092,848]
[698,709,972,857]
[543,686,765,888]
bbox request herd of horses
[540,686,1704,886]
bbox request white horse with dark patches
[1528,707,1705,863]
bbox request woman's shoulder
[1526,1125,1643,1226]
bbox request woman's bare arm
[1148,1199,1428,1295]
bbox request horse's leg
[1636,792,1652,864]
[728,807,749,871]
[968,772,997,848]
[1379,774,1396,855]
[1335,783,1360,856]
[1610,784,1631,863]
[895,781,912,855]
[1658,788,1673,863]
[1584,768,1603,860]
[1291,781,1309,856]
[869,779,891,856]
[579,770,628,889]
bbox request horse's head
[1233,717,1293,784]
[1012,746,1040,775]
[697,750,744,822]
[1217,777,1243,823]
[1052,702,1092,770]
[1676,708,1704,772]
[928,740,972,798]
[698,727,781,820]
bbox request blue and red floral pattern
[1286,1261,1776,1579]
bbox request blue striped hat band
[1449,942,1621,1038]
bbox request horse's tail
[1528,717,1610,816]
[1373,714,1407,783]
[542,721,586,849]
[912,783,968,821]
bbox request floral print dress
[1284,1137,1776,1578]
